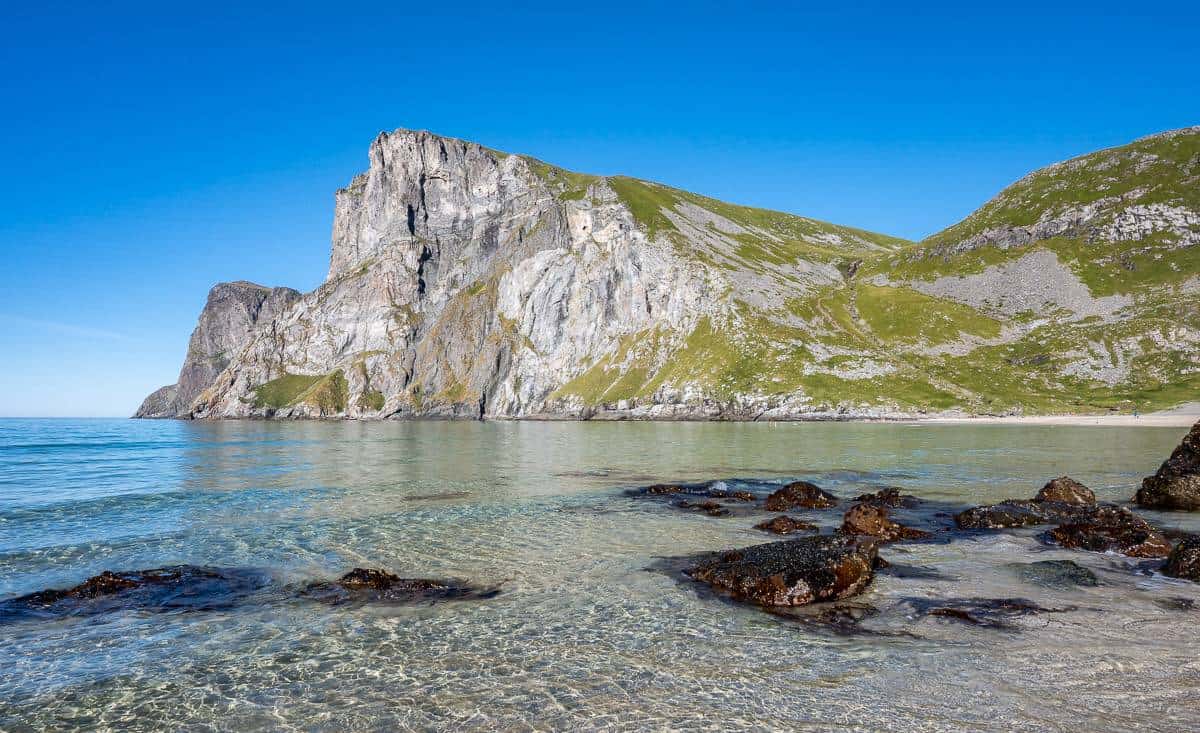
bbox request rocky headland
[137,126,1200,421]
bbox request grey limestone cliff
[134,282,300,417]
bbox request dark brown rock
[956,500,1128,530]
[764,481,838,511]
[710,489,756,502]
[1135,421,1200,511]
[840,503,931,542]
[308,568,502,604]
[915,597,1073,628]
[955,500,1054,529]
[754,515,818,534]
[685,535,877,607]
[675,500,730,517]
[1,566,271,619]
[645,484,687,495]
[1045,506,1171,558]
[851,487,918,508]
[1163,534,1200,581]
[1036,476,1095,505]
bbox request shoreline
[127,406,1200,427]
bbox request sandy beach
[914,402,1200,428]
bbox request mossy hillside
[854,285,1001,344]
[523,156,599,202]
[555,272,1197,414]
[252,371,348,413]
[606,176,912,268]
[252,374,325,409]
[924,127,1200,249]
[865,233,1200,299]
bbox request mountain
[137,126,1200,420]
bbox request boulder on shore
[1135,421,1200,511]
[685,536,877,607]
[1036,476,1095,505]
[764,481,838,511]
[1163,535,1200,581]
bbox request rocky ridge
[138,126,1200,420]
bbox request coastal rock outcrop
[685,536,877,607]
[1135,421,1200,511]
[135,282,300,417]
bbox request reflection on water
[1,419,1198,731]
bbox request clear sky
[1,2,1197,417]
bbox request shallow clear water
[1,418,1198,731]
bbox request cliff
[135,282,300,417]
[138,126,1200,419]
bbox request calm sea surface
[1,418,1197,731]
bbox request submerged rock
[754,515,818,534]
[1136,421,1200,511]
[955,500,1058,529]
[305,568,502,604]
[0,566,271,620]
[1163,535,1200,581]
[851,487,919,508]
[957,477,1106,529]
[839,503,930,542]
[905,596,1076,628]
[957,499,1150,532]
[768,601,882,635]
[764,481,838,512]
[1008,560,1099,588]
[1045,506,1171,558]
[685,536,877,607]
[675,499,731,517]
[645,484,689,495]
[1036,476,1095,505]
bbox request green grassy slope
[552,127,1200,415]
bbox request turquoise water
[1,418,1198,731]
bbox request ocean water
[0,418,1198,731]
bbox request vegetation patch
[855,285,1001,344]
[358,389,386,412]
[252,374,326,409]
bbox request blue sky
[1,2,1197,416]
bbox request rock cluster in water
[1,565,500,621]
[636,426,1200,631]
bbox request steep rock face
[135,282,301,417]
[189,132,725,418]
[139,126,1200,420]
